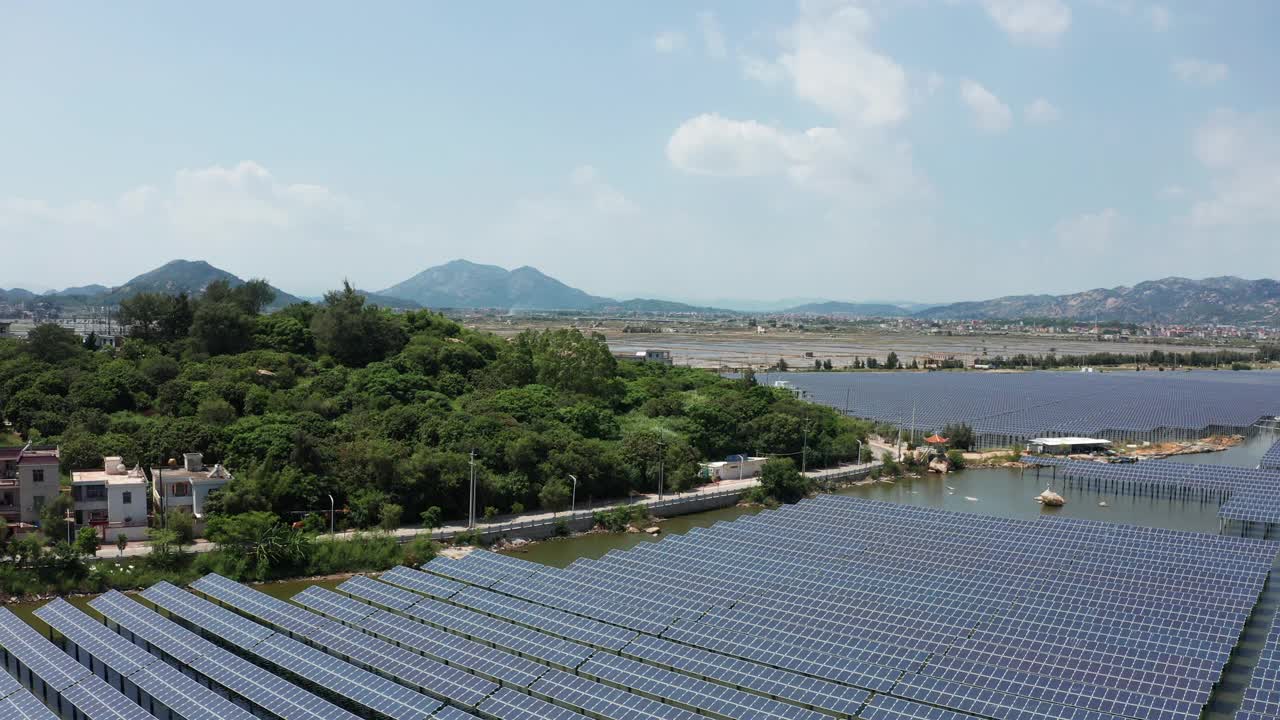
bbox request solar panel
[477,687,589,720]
[36,598,257,720]
[765,370,1280,448]
[0,608,91,691]
[90,590,362,720]
[0,690,58,720]
[0,608,150,720]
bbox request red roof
[924,434,949,444]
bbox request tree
[119,293,171,340]
[941,423,975,451]
[538,477,572,515]
[527,329,618,398]
[758,458,811,504]
[197,397,237,426]
[116,533,128,557]
[164,509,196,547]
[483,506,498,522]
[191,300,254,355]
[311,283,407,367]
[886,352,900,370]
[74,526,100,557]
[814,359,822,370]
[420,506,444,536]
[822,359,833,370]
[26,324,81,363]
[39,493,74,545]
[379,503,403,532]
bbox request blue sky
[2,1,1277,304]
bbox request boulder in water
[1036,488,1066,507]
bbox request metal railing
[422,485,750,543]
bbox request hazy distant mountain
[590,298,732,314]
[47,284,109,297]
[104,260,301,307]
[379,260,609,310]
[356,291,421,310]
[919,276,1280,324]
[0,288,39,305]
[783,301,913,317]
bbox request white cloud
[982,0,1071,46]
[960,80,1013,133]
[0,161,366,293]
[1024,98,1060,124]
[1147,5,1170,31]
[752,0,910,128]
[697,11,727,59]
[1190,110,1280,228]
[666,113,923,204]
[1055,208,1125,252]
[1172,58,1228,86]
[653,30,686,54]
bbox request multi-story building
[0,445,61,530]
[151,453,232,532]
[70,456,149,541]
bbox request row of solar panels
[1235,595,1280,720]
[1025,455,1280,525]
[1,569,973,720]
[773,369,1280,441]
[1259,438,1280,470]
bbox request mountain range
[4,260,1279,325]
[918,276,1280,325]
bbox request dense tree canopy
[0,287,869,530]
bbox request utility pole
[656,441,666,502]
[801,426,808,474]
[568,475,578,515]
[911,402,917,448]
[468,450,477,530]
[844,387,850,415]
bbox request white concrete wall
[109,483,146,527]
[18,463,59,523]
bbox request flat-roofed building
[71,456,149,541]
[1027,437,1114,455]
[151,453,232,533]
[0,445,61,527]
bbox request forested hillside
[0,281,867,529]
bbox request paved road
[94,460,880,560]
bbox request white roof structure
[1030,437,1113,447]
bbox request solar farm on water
[776,370,1280,448]
[4,496,1280,720]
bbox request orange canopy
[924,434,949,444]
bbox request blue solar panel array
[5,492,1277,720]
[1236,607,1280,720]
[1026,455,1280,527]
[769,370,1280,447]
[0,607,151,720]
[1261,438,1280,470]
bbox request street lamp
[468,450,477,530]
[327,494,335,536]
[568,475,578,515]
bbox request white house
[701,455,768,482]
[151,453,232,532]
[71,457,149,541]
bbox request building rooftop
[71,468,147,486]
[1029,437,1113,446]
[0,446,60,463]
